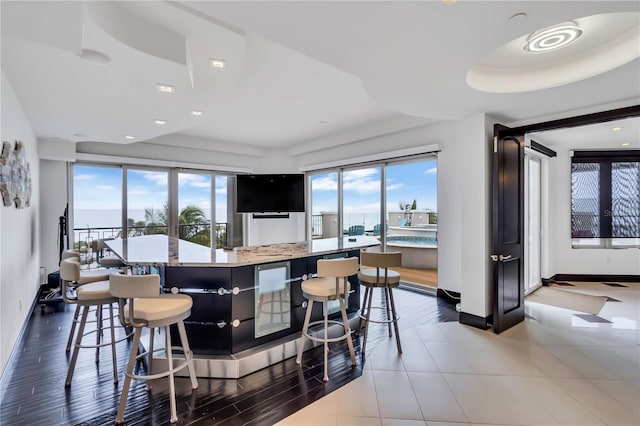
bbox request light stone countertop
[105,234,380,267]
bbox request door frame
[491,105,640,333]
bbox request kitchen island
[106,234,379,378]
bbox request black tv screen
[236,174,305,213]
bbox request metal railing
[311,215,322,238]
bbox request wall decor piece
[0,140,32,208]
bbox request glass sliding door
[215,175,229,248]
[126,168,169,237]
[72,164,122,268]
[384,158,438,286]
[525,155,542,294]
[343,167,381,237]
[310,171,339,238]
[177,171,212,247]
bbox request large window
[72,163,236,268]
[571,150,640,248]
[308,154,438,287]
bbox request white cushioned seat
[301,277,351,298]
[122,295,192,323]
[358,268,401,286]
[76,280,113,300]
[77,271,110,284]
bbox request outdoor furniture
[348,225,365,236]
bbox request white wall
[295,114,493,319]
[546,147,640,276]
[245,212,306,246]
[0,72,40,375]
[38,160,68,275]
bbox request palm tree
[178,205,210,245]
[136,202,211,246]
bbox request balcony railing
[73,222,227,268]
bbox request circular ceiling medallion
[466,12,640,93]
[524,22,583,53]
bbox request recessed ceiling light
[156,84,175,93]
[524,22,582,53]
[191,110,203,116]
[622,142,630,146]
[154,119,167,125]
[209,58,226,69]
[124,135,136,140]
[611,126,622,131]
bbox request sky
[73,165,227,223]
[311,159,438,215]
[73,158,437,227]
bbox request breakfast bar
[106,234,379,378]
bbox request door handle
[499,254,512,261]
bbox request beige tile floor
[276,282,639,426]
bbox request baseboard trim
[459,312,491,330]
[544,274,640,283]
[436,288,461,302]
[1,291,41,382]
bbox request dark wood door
[492,124,525,333]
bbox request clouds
[425,167,437,175]
[179,173,211,188]
[74,174,97,181]
[312,174,337,191]
[312,169,385,195]
[131,170,168,187]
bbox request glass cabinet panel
[255,261,291,338]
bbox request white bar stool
[296,257,358,382]
[110,274,198,424]
[60,258,120,386]
[60,250,116,352]
[357,250,403,354]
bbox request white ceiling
[1,1,639,155]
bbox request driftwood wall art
[0,140,32,208]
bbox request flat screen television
[236,174,305,213]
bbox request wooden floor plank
[1,287,457,426]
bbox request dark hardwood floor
[0,286,458,426]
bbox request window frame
[571,149,640,249]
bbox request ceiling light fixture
[154,119,167,125]
[191,110,203,116]
[622,142,630,146]
[611,126,622,131]
[124,135,136,140]
[209,58,226,69]
[524,22,582,53]
[156,84,175,93]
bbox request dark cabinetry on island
[165,250,361,355]
[105,235,378,377]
